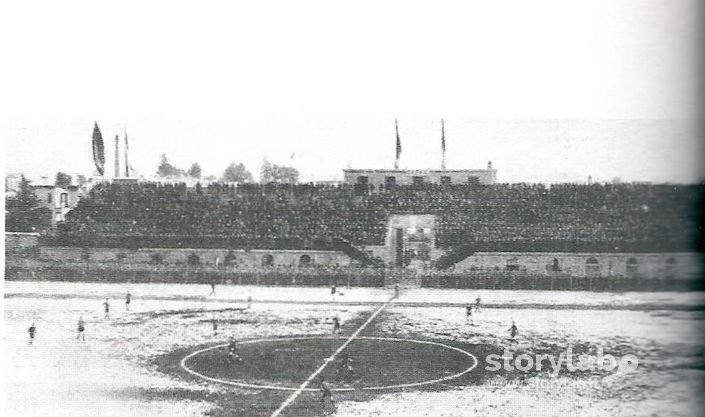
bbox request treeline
[157,155,298,183]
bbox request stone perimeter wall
[455,252,702,280]
[31,246,352,269]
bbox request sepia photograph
[2,1,704,417]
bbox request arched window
[664,257,677,279]
[299,254,312,266]
[262,254,274,267]
[150,253,163,265]
[626,258,639,277]
[187,253,201,266]
[506,257,520,271]
[551,258,561,272]
[224,251,237,267]
[585,257,600,277]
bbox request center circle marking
[180,336,478,392]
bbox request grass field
[3,281,705,417]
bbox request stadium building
[5,121,703,289]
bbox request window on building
[385,176,396,187]
[187,253,201,266]
[262,254,274,267]
[551,258,561,272]
[585,257,600,277]
[440,176,451,185]
[664,257,677,279]
[412,176,425,185]
[468,176,480,185]
[354,176,369,196]
[60,193,69,208]
[506,257,520,271]
[150,253,164,265]
[626,258,639,277]
[224,251,237,267]
[299,254,312,266]
[47,192,52,203]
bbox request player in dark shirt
[319,378,334,405]
[332,317,341,334]
[509,321,519,339]
[77,316,86,341]
[103,299,110,318]
[466,305,473,325]
[125,292,132,311]
[28,323,36,345]
[338,353,354,381]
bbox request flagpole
[124,127,130,178]
[113,134,119,178]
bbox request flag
[92,122,105,176]
[441,119,446,153]
[441,119,446,170]
[395,119,401,169]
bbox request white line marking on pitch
[269,299,391,417]
[180,336,477,392]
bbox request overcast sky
[3,0,702,184]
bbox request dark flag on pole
[92,122,105,176]
[395,119,402,169]
[441,119,446,169]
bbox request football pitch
[4,282,705,417]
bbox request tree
[221,162,254,183]
[55,172,72,188]
[157,154,185,177]
[260,159,299,184]
[187,163,202,179]
[5,176,51,232]
[75,174,88,188]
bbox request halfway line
[269,298,392,417]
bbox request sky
[2,0,703,184]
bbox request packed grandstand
[55,181,703,264]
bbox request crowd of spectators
[59,181,702,254]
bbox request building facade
[31,185,82,225]
[343,168,497,189]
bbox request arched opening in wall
[626,258,639,277]
[299,254,312,267]
[187,253,201,266]
[262,254,274,267]
[550,258,561,272]
[224,251,237,267]
[664,257,677,279]
[506,257,520,271]
[150,253,164,265]
[585,257,600,277]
